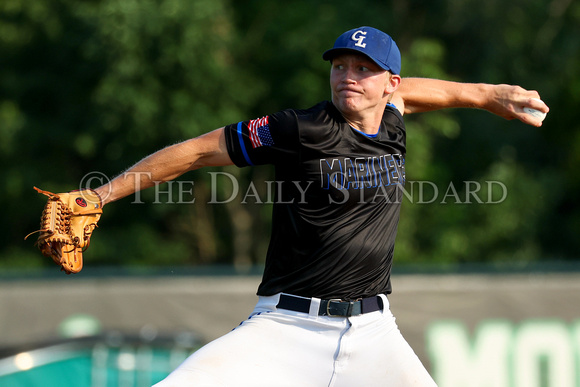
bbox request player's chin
[333,97,363,115]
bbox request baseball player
[90,27,548,386]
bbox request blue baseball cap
[323,27,401,75]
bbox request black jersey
[224,101,406,300]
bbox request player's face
[330,53,394,118]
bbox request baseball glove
[25,187,103,274]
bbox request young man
[93,27,547,386]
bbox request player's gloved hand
[25,187,103,274]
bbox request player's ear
[385,73,401,94]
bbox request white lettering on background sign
[427,319,578,387]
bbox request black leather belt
[276,294,384,317]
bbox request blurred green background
[2,0,579,273]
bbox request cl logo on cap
[351,30,367,48]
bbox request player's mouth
[337,87,363,97]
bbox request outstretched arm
[391,78,549,127]
[94,127,233,206]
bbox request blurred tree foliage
[2,0,579,272]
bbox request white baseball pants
[154,293,437,387]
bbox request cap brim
[322,48,390,72]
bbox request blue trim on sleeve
[237,122,254,166]
[387,102,397,109]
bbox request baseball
[523,98,547,121]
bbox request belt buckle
[326,299,356,317]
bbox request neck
[331,98,389,136]
[342,110,384,135]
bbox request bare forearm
[399,78,491,112]
[94,128,232,205]
[95,144,193,205]
[397,78,549,127]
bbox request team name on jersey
[319,154,405,190]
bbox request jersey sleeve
[223,109,299,167]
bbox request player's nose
[340,67,357,83]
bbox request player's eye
[359,66,370,72]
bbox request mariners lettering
[319,154,405,190]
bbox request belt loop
[308,297,321,317]
[378,294,389,313]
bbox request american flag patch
[248,116,274,148]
